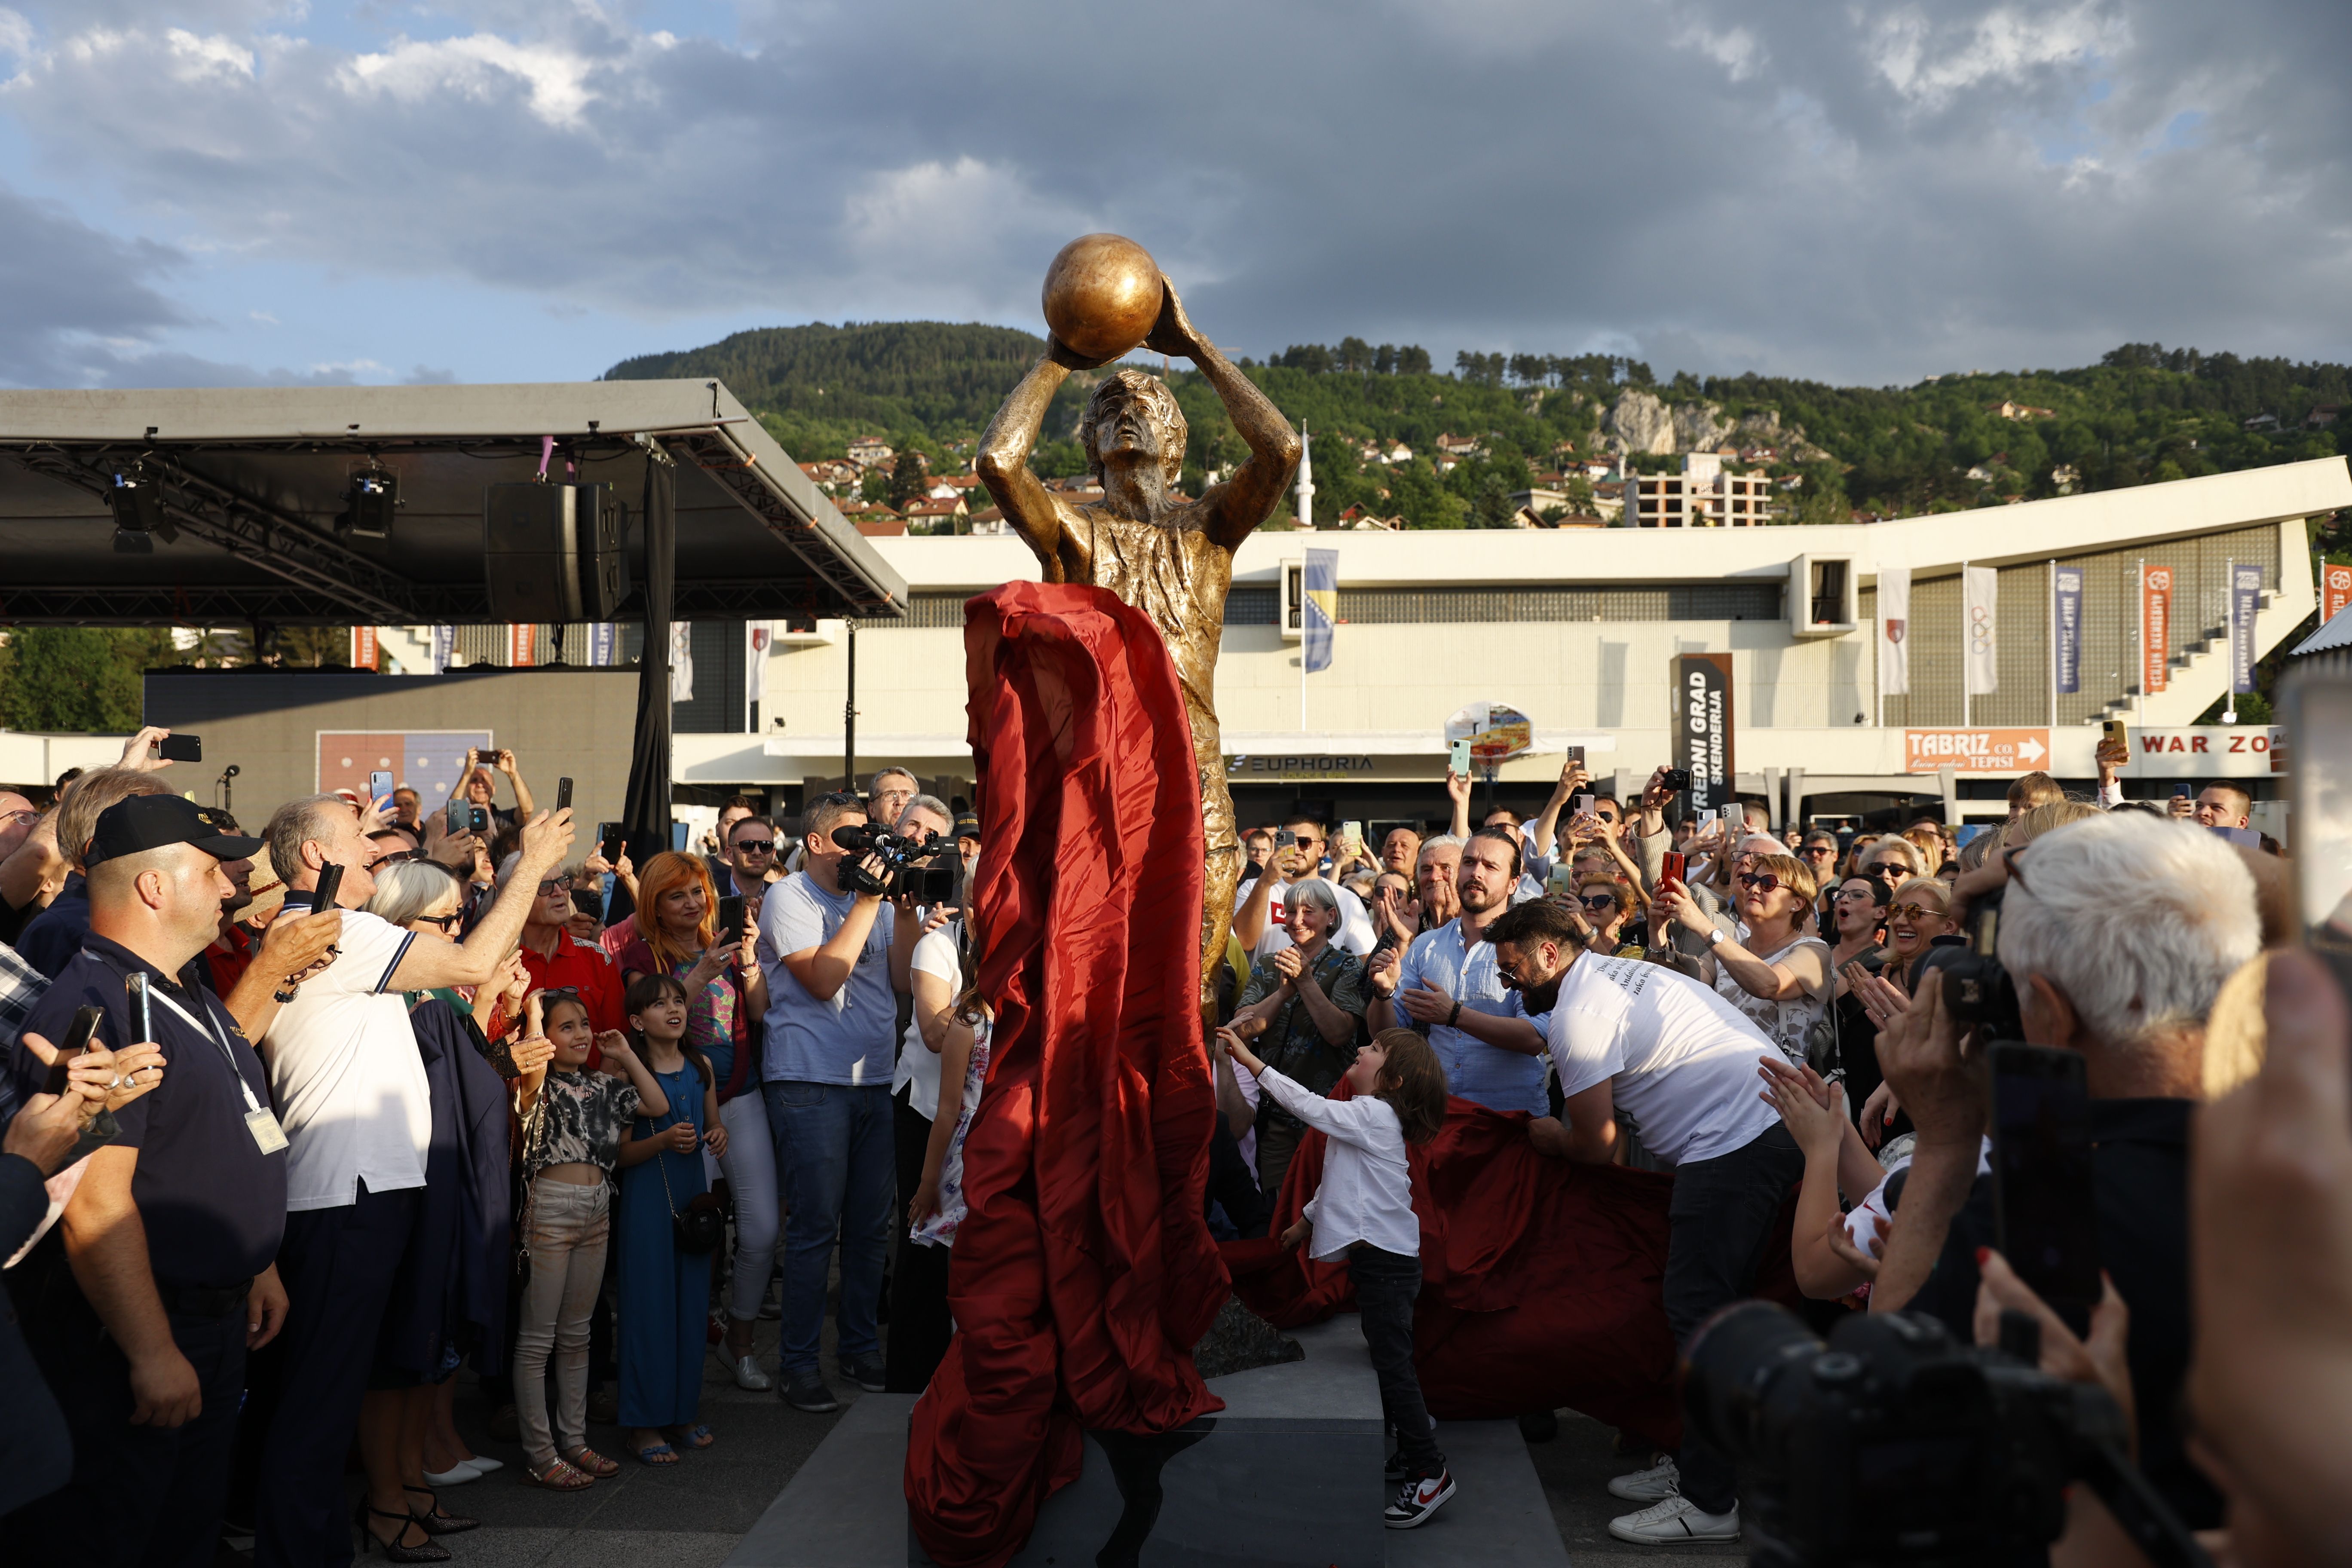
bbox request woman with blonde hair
[1657,851,1831,1067]
[617,851,774,1389]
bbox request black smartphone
[468,806,489,834]
[1659,767,1693,792]
[1988,1042,2102,1338]
[42,1005,105,1095]
[156,733,202,763]
[571,887,603,920]
[716,894,745,944]
[597,821,625,861]
[446,797,467,835]
[311,861,345,913]
[556,777,573,812]
[1567,744,1585,767]
[2171,783,2193,800]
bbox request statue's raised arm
[974,336,1112,574]
[1140,285,1300,548]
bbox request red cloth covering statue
[1222,1087,1800,1454]
[905,583,1231,1568]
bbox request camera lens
[1681,1301,1823,1464]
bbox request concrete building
[669,456,2348,830]
[1624,453,1776,527]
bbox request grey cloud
[0,183,190,386]
[3,0,2350,384]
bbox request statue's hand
[1046,334,1120,374]
[1142,277,1200,360]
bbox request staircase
[2095,588,2277,727]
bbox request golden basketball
[1041,234,1163,361]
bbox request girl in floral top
[511,991,669,1491]
[909,985,990,1251]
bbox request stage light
[109,467,175,552]
[342,469,398,539]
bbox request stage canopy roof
[0,380,906,626]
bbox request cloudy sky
[1,0,2346,391]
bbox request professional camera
[1914,883,2026,1042]
[1684,1301,2207,1568]
[830,823,957,903]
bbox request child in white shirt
[1216,1024,1456,1530]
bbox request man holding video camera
[1869,810,2259,1531]
[759,790,924,1413]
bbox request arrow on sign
[2018,736,2046,764]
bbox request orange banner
[2142,564,2173,694]
[2326,562,2352,625]
[507,624,536,667]
[350,625,379,671]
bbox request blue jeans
[765,1080,895,1376]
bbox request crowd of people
[0,720,2340,1565]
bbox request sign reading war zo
[1672,653,1735,812]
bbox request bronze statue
[977,259,1300,997]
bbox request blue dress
[618,1060,710,1430]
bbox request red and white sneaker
[1384,1469,1456,1529]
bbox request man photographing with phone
[1863,810,2259,1535]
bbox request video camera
[830,823,957,903]
[1914,882,2026,1044]
[1684,1302,2210,1568]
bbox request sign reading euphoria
[1226,754,1375,778]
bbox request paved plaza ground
[308,1314,1744,1567]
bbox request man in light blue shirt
[1368,826,1549,1114]
[757,791,916,1412]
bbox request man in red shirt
[507,856,624,1033]
[202,854,260,997]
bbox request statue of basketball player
[977,281,1301,996]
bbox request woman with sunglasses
[1571,879,1644,957]
[618,851,774,1389]
[1823,876,1893,1119]
[1658,852,1831,1068]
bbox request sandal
[670,1424,715,1451]
[525,1457,597,1492]
[633,1441,679,1466]
[561,1445,621,1479]
[401,1485,479,1535]
[354,1500,451,1562]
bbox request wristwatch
[1707,928,1727,947]
[1447,1000,1463,1028]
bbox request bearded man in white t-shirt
[1485,898,1801,1550]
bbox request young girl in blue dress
[615,973,727,1466]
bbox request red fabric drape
[1221,1090,1799,1453]
[905,583,1231,1568]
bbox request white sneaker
[1607,1456,1680,1502]
[730,1353,774,1392]
[1608,1494,1740,1544]
[462,1455,503,1476]
[421,1460,481,1486]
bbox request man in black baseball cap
[83,795,266,869]
[4,792,299,1567]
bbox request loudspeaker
[484,482,631,622]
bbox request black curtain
[622,447,675,867]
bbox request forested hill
[606,325,2352,530]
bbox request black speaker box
[484,482,631,621]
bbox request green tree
[887,449,928,508]
[1386,459,1467,529]
[0,627,175,732]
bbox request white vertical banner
[670,622,695,703]
[430,625,453,675]
[1964,564,2000,696]
[746,622,771,721]
[1877,567,1911,698]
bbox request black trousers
[885,1089,955,1393]
[1204,1112,1268,1240]
[1662,1124,1804,1514]
[1348,1245,1442,1479]
[6,1271,249,1568]
[251,1179,420,1568]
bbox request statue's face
[1092,387,1161,473]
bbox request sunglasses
[414,912,463,931]
[1736,873,1784,892]
[536,879,567,896]
[1579,893,1618,911]
[1801,844,1836,856]
[540,985,582,1001]
[1887,901,1947,922]
[733,839,775,854]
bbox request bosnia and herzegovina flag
[1303,548,1338,675]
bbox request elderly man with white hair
[1866,810,2259,1534]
